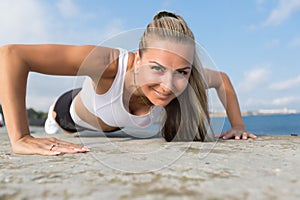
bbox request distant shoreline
[210,109,299,117]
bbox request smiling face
[134,40,195,106]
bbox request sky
[0,0,300,112]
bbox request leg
[44,101,62,134]
[45,89,84,134]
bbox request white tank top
[80,48,163,128]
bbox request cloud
[256,0,266,5]
[269,75,300,90]
[271,96,300,106]
[161,0,173,8]
[103,18,126,38]
[248,0,300,30]
[243,98,270,108]
[238,67,271,93]
[0,0,127,111]
[262,0,300,27]
[56,0,80,18]
[256,0,268,12]
[241,96,300,110]
[0,0,51,44]
[287,37,300,48]
[265,38,280,48]
[0,0,125,44]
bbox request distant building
[254,108,297,115]
[210,108,298,117]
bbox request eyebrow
[149,61,191,71]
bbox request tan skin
[0,42,256,156]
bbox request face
[134,40,194,106]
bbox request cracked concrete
[0,127,299,200]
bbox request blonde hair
[139,11,214,142]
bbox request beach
[0,127,300,200]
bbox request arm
[0,44,118,155]
[204,69,256,140]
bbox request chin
[151,98,173,107]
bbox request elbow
[0,45,17,64]
[220,71,230,82]
[0,44,29,72]
[0,44,16,55]
[220,71,233,87]
[0,45,7,60]
[215,71,232,92]
[0,45,9,69]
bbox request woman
[0,11,256,156]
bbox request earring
[133,66,138,86]
[134,65,138,74]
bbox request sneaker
[44,104,62,134]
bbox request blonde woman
[0,11,256,156]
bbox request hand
[11,135,90,156]
[215,127,257,140]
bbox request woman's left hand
[215,127,257,140]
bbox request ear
[135,51,141,65]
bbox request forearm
[217,72,245,128]
[0,45,31,144]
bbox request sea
[1,113,299,137]
[216,113,300,136]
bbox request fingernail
[73,147,90,151]
[82,146,90,151]
[54,151,61,155]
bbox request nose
[160,72,173,92]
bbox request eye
[175,69,191,76]
[176,70,188,75]
[150,65,165,72]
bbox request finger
[235,135,241,140]
[223,131,235,140]
[52,144,89,154]
[54,139,82,147]
[38,147,62,156]
[242,132,248,140]
[45,141,89,155]
[248,133,257,139]
[48,151,62,156]
[53,139,90,151]
[215,131,228,138]
[58,139,90,149]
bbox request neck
[123,69,153,115]
[136,87,153,105]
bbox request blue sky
[0,0,300,112]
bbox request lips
[152,88,172,99]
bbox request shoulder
[204,69,230,89]
[90,49,135,80]
[127,52,135,71]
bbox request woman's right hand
[11,135,90,156]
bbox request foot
[44,104,62,134]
